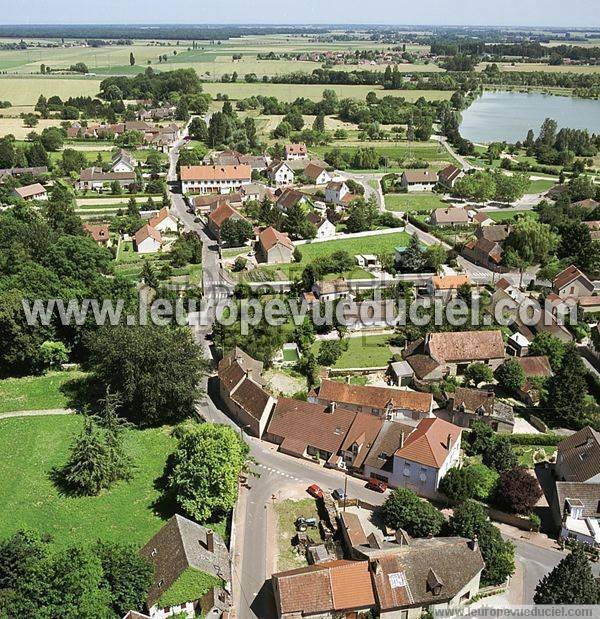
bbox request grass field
[311,140,456,171]
[476,61,600,74]
[486,210,539,222]
[0,76,102,107]
[0,415,177,548]
[385,192,446,212]
[527,178,556,193]
[312,334,395,369]
[275,498,321,571]
[202,82,452,103]
[0,371,86,414]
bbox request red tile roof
[395,417,461,468]
[180,164,251,181]
[426,330,504,363]
[134,224,162,246]
[258,226,294,252]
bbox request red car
[307,484,324,499]
[366,479,388,493]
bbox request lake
[459,91,600,144]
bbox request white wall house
[401,169,438,192]
[267,162,295,186]
[180,164,252,194]
[325,181,349,205]
[149,207,179,233]
[134,225,162,254]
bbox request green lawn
[275,498,321,571]
[0,371,86,414]
[385,192,447,212]
[486,210,539,222]
[526,178,556,194]
[513,444,557,468]
[313,334,395,369]
[0,415,176,548]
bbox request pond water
[459,90,600,144]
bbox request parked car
[366,479,388,493]
[332,488,347,501]
[307,484,324,499]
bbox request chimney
[447,433,453,450]
[206,530,214,553]
[468,536,478,552]
[399,431,405,449]
[328,402,336,415]
[345,375,351,384]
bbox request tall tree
[534,545,600,604]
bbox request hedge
[508,433,563,446]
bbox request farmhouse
[437,164,464,188]
[134,225,162,254]
[256,226,294,264]
[267,161,295,186]
[284,142,308,160]
[309,379,433,425]
[179,164,251,194]
[304,162,332,185]
[76,167,136,192]
[148,207,179,233]
[401,169,438,192]
[140,515,231,619]
[12,183,47,201]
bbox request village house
[312,278,352,302]
[0,166,48,180]
[309,379,433,425]
[148,207,178,233]
[351,532,484,618]
[552,264,595,300]
[462,237,504,270]
[284,142,308,160]
[476,224,510,244]
[76,167,136,192]
[437,164,464,188]
[83,223,111,246]
[307,212,336,239]
[430,207,469,227]
[272,560,375,619]
[513,355,553,404]
[324,180,350,206]
[339,300,400,332]
[401,169,438,192]
[111,149,137,173]
[209,149,269,171]
[256,226,294,264]
[428,274,470,303]
[140,514,231,619]
[427,329,505,373]
[304,162,332,185]
[217,348,275,438]
[545,427,600,547]
[134,225,162,254]
[241,182,275,204]
[267,161,295,186]
[442,387,515,433]
[363,417,462,499]
[571,198,600,210]
[12,182,47,201]
[473,212,494,227]
[207,202,247,242]
[179,164,252,195]
[192,192,243,214]
[276,187,310,213]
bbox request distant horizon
[3,0,599,29]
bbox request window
[460,592,471,602]
[403,465,411,477]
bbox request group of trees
[451,169,530,204]
[0,529,153,617]
[382,488,515,587]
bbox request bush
[529,513,541,531]
[508,433,562,446]
[382,487,445,538]
[493,467,543,515]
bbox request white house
[267,161,294,186]
[401,169,438,192]
[285,142,308,160]
[325,180,349,205]
[148,207,178,233]
[364,417,462,499]
[312,278,352,302]
[307,212,336,239]
[304,162,332,185]
[111,149,137,173]
[13,183,48,201]
[179,164,251,194]
[134,224,162,254]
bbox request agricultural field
[0,415,177,548]
[0,76,102,107]
[0,370,86,414]
[486,210,539,222]
[475,61,600,74]
[385,192,447,212]
[312,333,396,369]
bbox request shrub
[382,488,445,538]
[493,467,543,515]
